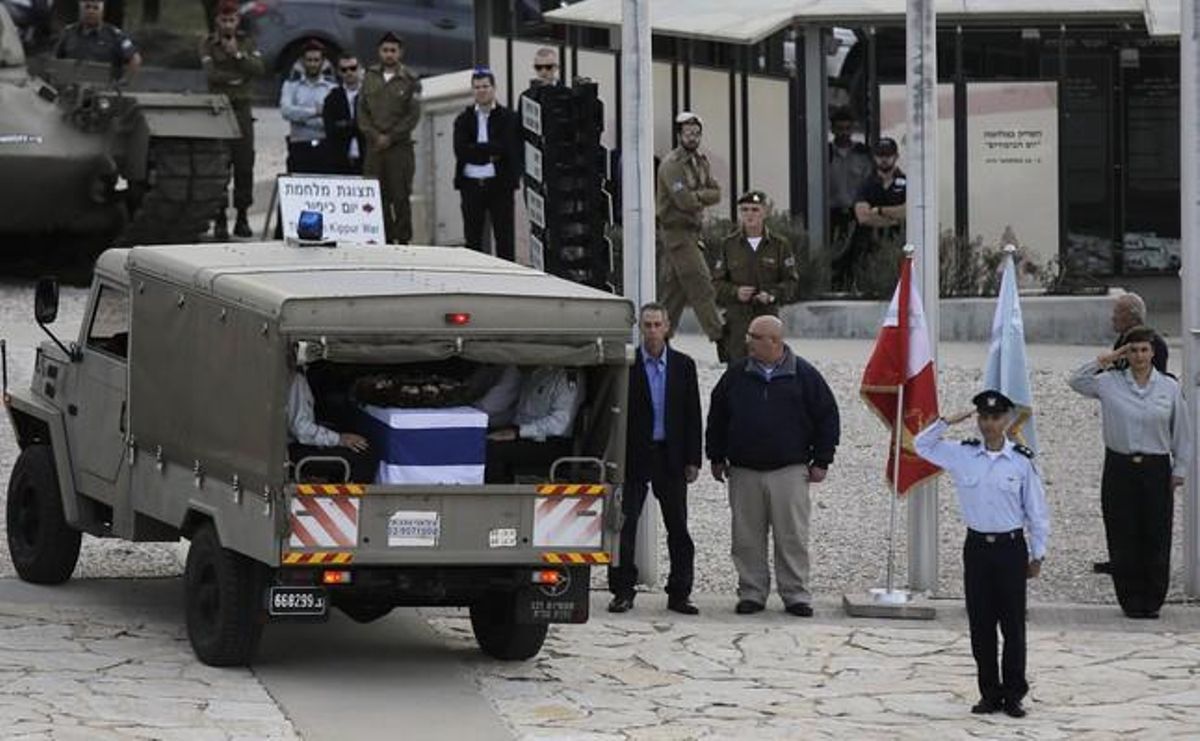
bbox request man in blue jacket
[706,315,840,617]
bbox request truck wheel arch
[5,402,80,526]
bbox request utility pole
[905,0,940,593]
[620,0,659,584]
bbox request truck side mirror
[34,277,59,325]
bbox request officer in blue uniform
[914,390,1051,719]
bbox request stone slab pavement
[2,576,1198,740]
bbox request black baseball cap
[873,137,898,156]
[972,390,1015,414]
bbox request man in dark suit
[453,66,522,261]
[323,53,366,175]
[607,303,702,615]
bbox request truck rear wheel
[184,522,264,667]
[469,593,548,661]
[5,445,82,585]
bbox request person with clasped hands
[1068,325,1192,619]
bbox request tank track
[120,138,230,245]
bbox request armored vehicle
[0,6,240,252]
[3,242,633,666]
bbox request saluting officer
[359,31,422,244]
[55,0,142,81]
[200,0,264,239]
[710,190,799,362]
[656,112,726,356]
[914,391,1051,720]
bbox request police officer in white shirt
[914,390,1050,720]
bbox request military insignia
[895,177,907,187]
[961,438,981,446]
[784,255,796,267]
[672,180,685,192]
[1014,444,1034,459]
[714,259,723,270]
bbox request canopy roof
[545,0,1179,43]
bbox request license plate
[268,586,328,617]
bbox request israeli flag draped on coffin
[361,405,488,484]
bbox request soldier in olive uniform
[711,191,800,362]
[656,112,726,353]
[55,0,142,81]
[200,0,264,239]
[359,31,422,244]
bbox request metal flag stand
[844,248,936,619]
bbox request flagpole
[886,375,905,594]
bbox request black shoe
[667,598,699,615]
[735,599,765,615]
[970,698,1003,715]
[784,602,814,617]
[607,595,634,613]
[233,210,252,238]
[1125,609,1161,619]
[1003,700,1027,718]
[1093,561,1112,574]
[212,216,229,241]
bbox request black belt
[966,528,1023,544]
[1106,449,1170,465]
[648,440,667,449]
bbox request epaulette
[1014,444,1034,459]
[961,438,980,446]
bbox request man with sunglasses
[200,0,263,239]
[55,0,142,81]
[323,53,366,175]
[530,47,560,87]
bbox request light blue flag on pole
[984,251,1038,453]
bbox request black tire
[5,445,82,585]
[120,138,231,245]
[184,522,264,667]
[335,599,394,624]
[469,593,548,661]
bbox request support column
[1181,0,1200,596]
[621,0,659,586]
[803,25,826,249]
[905,0,940,594]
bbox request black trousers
[484,437,572,483]
[963,529,1028,705]
[460,178,515,261]
[287,139,329,175]
[607,447,695,599]
[289,443,376,484]
[1102,450,1173,615]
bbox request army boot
[212,210,229,241]
[233,208,252,238]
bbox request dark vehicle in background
[240,0,473,78]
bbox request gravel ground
[1,283,1190,605]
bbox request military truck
[2,242,633,666]
[0,6,240,254]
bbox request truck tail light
[445,312,471,326]
[322,569,352,585]
[531,569,562,586]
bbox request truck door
[64,283,130,489]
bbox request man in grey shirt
[1068,326,1192,618]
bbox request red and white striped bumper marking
[288,496,360,549]
[533,495,603,548]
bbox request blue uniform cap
[972,389,1014,414]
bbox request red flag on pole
[860,256,941,495]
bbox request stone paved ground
[428,596,1200,740]
[0,601,298,741]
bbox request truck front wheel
[184,522,264,667]
[5,445,81,584]
[469,593,548,661]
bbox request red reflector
[445,312,471,326]
[322,569,352,585]
[532,569,562,585]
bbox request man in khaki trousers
[706,316,841,616]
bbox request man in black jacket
[607,303,702,615]
[453,66,522,261]
[707,315,840,617]
[323,53,366,175]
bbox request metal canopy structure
[546,0,1182,42]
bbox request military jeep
[3,243,633,666]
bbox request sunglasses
[534,64,557,71]
[339,65,358,72]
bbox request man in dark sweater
[706,315,840,617]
